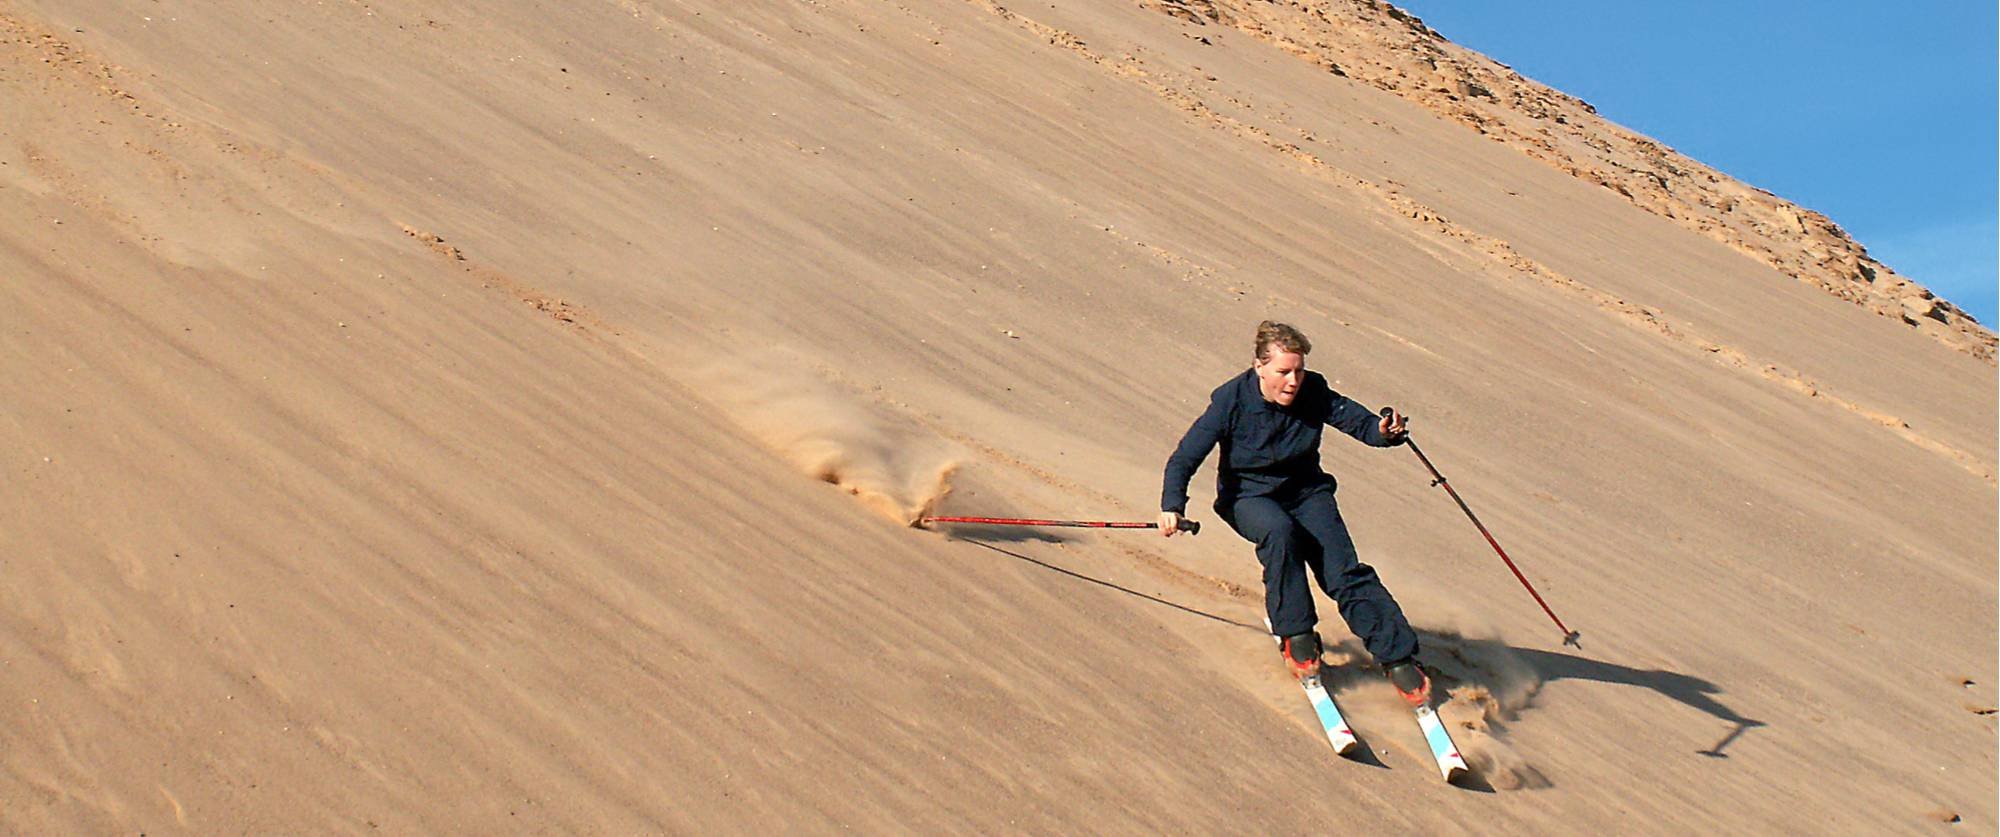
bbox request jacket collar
[1239,367,1280,413]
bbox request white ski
[1409,701,1468,781]
[1263,623,1359,756]
[1299,672,1360,755]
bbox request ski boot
[1384,658,1433,708]
[1278,632,1324,679]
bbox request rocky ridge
[1145,0,1995,361]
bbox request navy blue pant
[1223,488,1418,664]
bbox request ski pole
[1383,407,1582,649]
[919,515,1200,535]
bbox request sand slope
[3,0,1993,831]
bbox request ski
[1408,699,1469,781]
[1298,671,1360,755]
[1263,623,1358,755]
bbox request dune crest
[1138,0,1995,360]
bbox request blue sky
[1400,1,1998,326]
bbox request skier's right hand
[1159,510,1183,537]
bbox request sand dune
[3,0,1993,830]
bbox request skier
[1159,321,1432,706]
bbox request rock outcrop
[1145,0,1995,361]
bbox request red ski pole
[919,515,1200,535]
[1384,408,1581,649]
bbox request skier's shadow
[1416,632,1767,760]
[951,537,1763,775]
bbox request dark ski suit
[1162,368,1417,663]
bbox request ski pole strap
[919,516,1200,535]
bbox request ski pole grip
[1379,405,1413,446]
[1177,519,1201,536]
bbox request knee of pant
[1256,522,1299,553]
[1336,562,1382,591]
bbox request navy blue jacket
[1162,368,1401,514]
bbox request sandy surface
[3,0,1993,831]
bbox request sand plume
[1340,580,1553,789]
[686,349,959,526]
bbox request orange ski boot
[1384,659,1433,708]
[1278,632,1324,680]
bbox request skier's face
[1256,349,1306,406]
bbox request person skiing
[1159,320,1432,706]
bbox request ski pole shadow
[932,524,1072,544]
[956,538,1265,632]
[1421,632,1766,759]
[1695,719,1763,759]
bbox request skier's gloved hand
[1158,510,1183,538]
[1378,406,1409,441]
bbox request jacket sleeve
[1324,387,1402,447]
[1162,389,1230,513]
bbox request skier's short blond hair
[1254,321,1312,361]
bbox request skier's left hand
[1379,407,1408,440]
